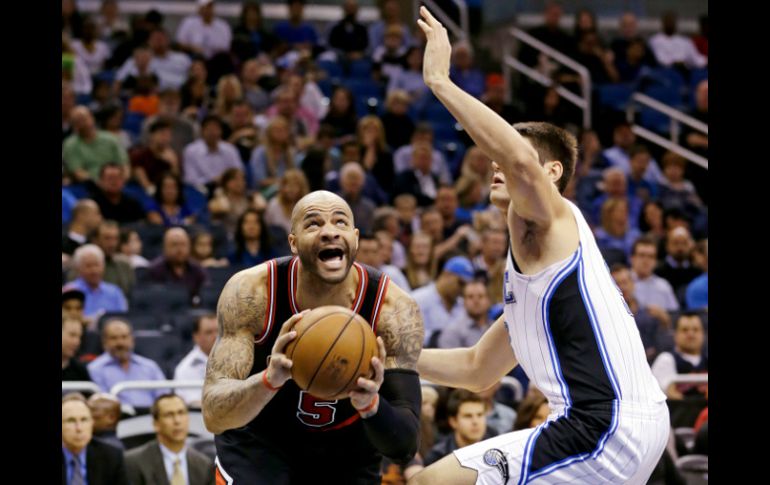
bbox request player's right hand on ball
[266,310,308,388]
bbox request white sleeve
[176,17,193,44]
[650,352,677,391]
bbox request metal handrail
[504,27,592,128]
[631,93,708,135]
[62,381,102,394]
[670,374,708,384]
[110,379,204,397]
[413,0,469,41]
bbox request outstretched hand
[417,6,452,89]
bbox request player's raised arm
[202,268,304,434]
[350,283,425,463]
[417,7,566,227]
[417,315,517,392]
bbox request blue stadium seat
[122,182,154,211]
[343,79,384,99]
[65,183,90,200]
[348,59,373,79]
[199,285,222,311]
[131,284,190,313]
[317,60,344,78]
[134,223,166,260]
[421,101,456,125]
[646,67,686,93]
[182,184,209,216]
[122,112,146,138]
[639,85,683,134]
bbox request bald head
[164,227,191,264]
[290,191,354,233]
[71,106,96,136]
[667,226,693,261]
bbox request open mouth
[492,174,505,185]
[318,247,345,268]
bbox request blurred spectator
[95,0,129,44]
[381,89,415,150]
[658,151,704,218]
[213,74,244,126]
[373,24,409,84]
[435,186,464,239]
[190,231,229,268]
[481,74,523,124]
[394,142,440,207]
[89,163,147,224]
[372,207,408,268]
[685,239,708,311]
[63,317,91,382]
[477,380,517,437]
[208,168,263,236]
[98,103,133,149]
[63,286,105,362]
[114,45,160,99]
[357,233,410,291]
[119,228,150,269]
[526,85,579,131]
[630,237,680,312]
[649,11,707,70]
[589,167,642,231]
[250,115,301,190]
[229,209,278,267]
[449,40,485,99]
[611,263,672,362]
[272,0,319,52]
[454,174,486,225]
[231,1,279,62]
[87,319,169,408]
[438,281,493,349]
[356,116,395,195]
[263,85,319,142]
[180,59,212,115]
[594,198,641,260]
[63,188,78,225]
[626,145,659,202]
[63,36,94,96]
[61,393,129,485]
[183,115,242,189]
[394,124,453,185]
[87,393,124,450]
[239,59,272,114]
[141,89,199,159]
[147,173,198,227]
[174,314,218,406]
[610,12,656,68]
[368,0,415,54]
[651,312,707,400]
[393,193,419,245]
[570,30,620,84]
[68,244,128,320]
[63,199,103,256]
[459,146,492,202]
[322,86,359,139]
[130,118,180,193]
[226,100,260,163]
[602,121,664,184]
[90,220,135,297]
[106,13,153,71]
[71,17,112,76]
[413,256,473,346]
[125,394,215,484]
[176,0,232,60]
[62,0,85,39]
[328,0,369,60]
[638,200,667,252]
[335,162,377,234]
[404,231,437,291]
[655,227,701,299]
[63,106,129,183]
[424,389,490,465]
[692,15,708,58]
[513,388,550,431]
[472,228,507,300]
[148,228,208,301]
[63,81,77,142]
[615,37,657,83]
[519,2,573,70]
[387,46,430,105]
[147,28,192,91]
[572,8,598,40]
[285,71,328,126]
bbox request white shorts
[453,400,669,484]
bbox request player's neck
[295,264,358,309]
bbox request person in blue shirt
[272,0,319,51]
[146,172,197,227]
[67,244,128,321]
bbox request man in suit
[62,393,128,485]
[125,393,215,485]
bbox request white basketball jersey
[502,200,666,415]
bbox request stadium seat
[348,59,373,79]
[133,330,185,378]
[317,59,344,78]
[675,455,708,485]
[131,284,190,313]
[596,83,634,111]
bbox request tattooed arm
[417,315,518,392]
[201,267,304,434]
[348,282,425,463]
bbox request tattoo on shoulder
[216,271,265,337]
[377,296,424,370]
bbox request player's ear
[546,160,563,184]
[354,228,360,253]
[288,233,298,255]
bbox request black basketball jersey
[225,256,390,455]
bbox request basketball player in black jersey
[202,190,424,484]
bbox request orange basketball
[284,306,378,400]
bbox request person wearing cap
[411,256,474,346]
[175,0,232,60]
[63,286,105,362]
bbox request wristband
[262,370,282,391]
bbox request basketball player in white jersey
[409,7,669,484]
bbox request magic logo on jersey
[483,448,510,482]
[504,270,516,304]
